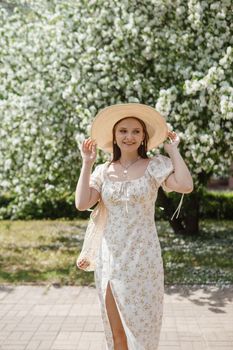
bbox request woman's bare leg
[105,281,128,350]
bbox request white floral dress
[89,154,174,350]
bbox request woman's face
[114,118,144,153]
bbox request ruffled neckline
[105,157,154,183]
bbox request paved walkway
[0,284,232,350]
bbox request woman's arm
[164,131,194,193]
[75,162,100,211]
[75,138,100,211]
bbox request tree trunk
[183,191,200,235]
[157,189,200,235]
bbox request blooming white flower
[0,0,232,218]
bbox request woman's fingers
[84,138,92,150]
[82,138,96,153]
[168,131,178,141]
[91,143,97,153]
[77,258,90,269]
[78,258,88,264]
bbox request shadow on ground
[165,284,233,313]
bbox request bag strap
[100,161,110,182]
[171,193,184,220]
[87,162,109,213]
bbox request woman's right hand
[76,257,90,270]
[80,138,97,164]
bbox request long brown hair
[111,116,149,162]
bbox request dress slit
[103,279,141,350]
[104,279,128,349]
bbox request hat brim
[91,103,168,153]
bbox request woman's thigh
[105,281,127,342]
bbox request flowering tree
[0,0,232,233]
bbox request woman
[75,103,193,350]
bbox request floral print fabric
[89,154,174,350]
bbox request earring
[141,141,144,145]
[113,140,117,144]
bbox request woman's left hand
[164,130,180,153]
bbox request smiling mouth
[123,142,135,145]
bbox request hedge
[0,190,232,221]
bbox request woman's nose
[124,133,134,139]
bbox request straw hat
[91,103,168,153]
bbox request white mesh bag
[76,163,108,271]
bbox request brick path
[0,284,232,350]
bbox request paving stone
[0,284,232,350]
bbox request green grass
[0,220,94,286]
[158,220,233,284]
[0,219,232,286]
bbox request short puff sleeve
[89,163,105,193]
[148,154,174,192]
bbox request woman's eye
[119,130,140,134]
